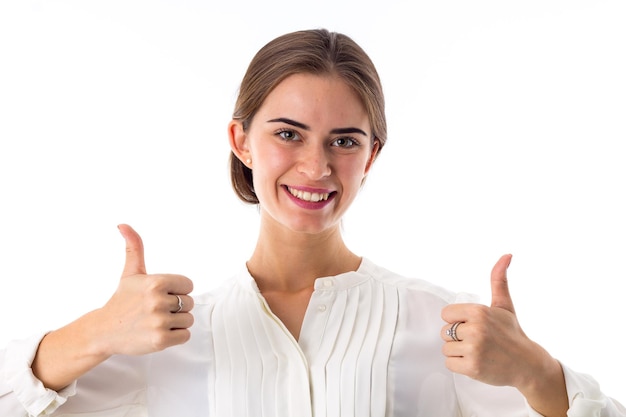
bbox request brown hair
[230,28,387,204]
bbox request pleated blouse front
[186,257,527,417]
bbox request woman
[1,28,624,417]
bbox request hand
[440,254,542,388]
[97,224,195,356]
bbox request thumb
[490,254,515,313]
[118,224,147,277]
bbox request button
[317,304,327,312]
[323,279,334,288]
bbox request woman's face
[232,73,379,236]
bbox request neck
[246,217,360,293]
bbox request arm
[1,334,149,417]
[33,224,194,390]
[441,254,624,417]
[1,225,195,414]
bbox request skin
[229,73,380,339]
[32,72,568,416]
[441,254,568,416]
[32,224,194,391]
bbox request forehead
[254,73,370,130]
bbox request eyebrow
[267,117,368,137]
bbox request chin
[284,216,340,236]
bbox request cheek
[256,147,290,174]
[250,143,291,187]
[337,160,369,189]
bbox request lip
[283,185,336,210]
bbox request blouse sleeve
[560,363,626,416]
[453,365,625,417]
[0,332,76,416]
[1,332,151,417]
[448,294,626,416]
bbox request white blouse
[1,258,624,416]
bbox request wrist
[516,344,568,417]
[32,310,112,391]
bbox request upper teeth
[288,187,330,202]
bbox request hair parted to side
[229,28,387,204]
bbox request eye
[276,129,300,141]
[332,137,359,148]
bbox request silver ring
[174,295,183,313]
[446,321,462,342]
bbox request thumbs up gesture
[440,255,559,389]
[30,225,195,391]
[99,224,195,356]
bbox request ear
[364,138,380,175]
[228,120,252,168]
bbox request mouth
[286,186,332,202]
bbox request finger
[441,303,481,324]
[118,224,147,277]
[159,274,194,295]
[442,340,466,358]
[444,356,471,377]
[169,310,195,329]
[490,253,515,313]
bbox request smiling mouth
[286,186,331,202]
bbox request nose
[297,145,331,179]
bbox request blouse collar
[239,257,375,294]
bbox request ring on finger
[174,295,183,313]
[446,321,462,342]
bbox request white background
[1,0,624,401]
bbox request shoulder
[192,276,242,306]
[191,266,259,307]
[360,257,476,305]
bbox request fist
[98,224,195,356]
